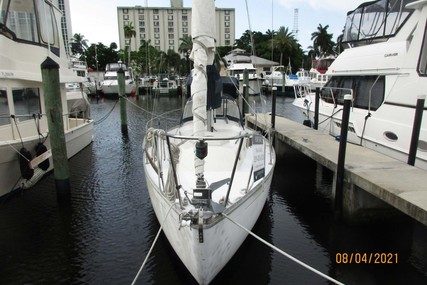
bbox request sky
[69,0,367,52]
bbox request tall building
[55,0,73,56]
[117,2,235,53]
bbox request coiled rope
[222,213,345,285]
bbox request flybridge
[342,0,414,46]
[0,0,61,56]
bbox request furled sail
[190,0,216,177]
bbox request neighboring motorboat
[263,64,310,96]
[308,56,335,90]
[292,0,427,170]
[152,74,178,96]
[70,57,96,95]
[142,1,276,283]
[225,50,261,96]
[100,62,135,98]
[0,0,93,197]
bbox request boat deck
[246,113,427,226]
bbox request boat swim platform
[245,113,427,226]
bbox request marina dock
[246,113,427,226]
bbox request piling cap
[41,56,59,70]
[344,94,352,100]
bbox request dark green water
[0,95,426,284]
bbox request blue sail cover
[206,65,222,110]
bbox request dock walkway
[246,113,427,226]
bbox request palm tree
[273,26,295,66]
[124,22,136,66]
[307,45,320,60]
[265,29,276,60]
[311,24,335,57]
[70,33,88,57]
[164,49,181,73]
[179,34,193,75]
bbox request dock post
[282,72,286,96]
[243,69,249,116]
[41,57,70,200]
[242,84,247,121]
[408,95,425,166]
[271,87,277,129]
[334,94,352,219]
[118,68,128,135]
[314,87,320,130]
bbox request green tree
[273,26,296,66]
[234,30,253,51]
[85,42,119,71]
[178,34,193,75]
[164,49,181,73]
[70,33,88,58]
[124,22,136,66]
[311,24,335,57]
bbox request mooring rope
[94,99,119,125]
[222,213,346,285]
[131,202,177,285]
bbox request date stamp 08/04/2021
[335,253,399,264]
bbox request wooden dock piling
[118,68,128,135]
[41,57,70,200]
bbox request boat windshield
[342,0,413,46]
[181,96,243,126]
[0,0,60,55]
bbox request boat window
[0,0,60,55]
[0,87,9,126]
[12,87,41,122]
[104,76,117,80]
[343,0,413,44]
[321,76,384,110]
[417,22,427,76]
[3,0,37,42]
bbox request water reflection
[0,95,426,285]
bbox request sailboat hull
[144,161,273,284]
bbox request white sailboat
[142,0,276,284]
[293,0,427,170]
[0,0,93,197]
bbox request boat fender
[35,143,50,171]
[303,119,312,128]
[19,148,34,180]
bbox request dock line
[94,100,119,125]
[222,213,346,285]
[131,202,177,285]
